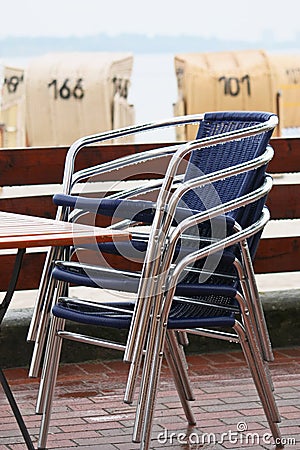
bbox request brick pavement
[0,347,299,449]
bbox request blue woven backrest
[182,111,274,230]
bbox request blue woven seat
[52,297,236,329]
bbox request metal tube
[233,296,280,423]
[62,114,206,194]
[238,239,274,362]
[233,320,282,439]
[57,331,126,352]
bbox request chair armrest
[53,193,236,231]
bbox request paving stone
[0,346,299,449]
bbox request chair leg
[27,246,59,342]
[124,288,162,406]
[164,334,196,425]
[132,310,165,446]
[29,277,66,378]
[36,317,64,450]
[124,329,194,405]
[233,321,283,447]
[245,293,275,395]
[136,325,196,449]
[238,241,274,362]
[237,276,275,392]
[130,331,197,445]
[123,292,158,405]
[135,330,166,449]
[35,315,63,414]
[123,354,141,404]
[176,330,189,347]
[28,278,57,378]
[132,310,190,449]
[166,330,195,401]
[234,291,279,421]
[240,292,280,421]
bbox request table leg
[0,248,26,322]
[0,369,35,449]
[0,248,35,449]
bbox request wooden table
[0,211,129,249]
[0,211,130,449]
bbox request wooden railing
[0,137,299,291]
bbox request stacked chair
[29,112,283,449]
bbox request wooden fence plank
[267,185,300,219]
[0,143,170,186]
[0,253,46,292]
[1,138,299,185]
[0,197,56,218]
[1,183,299,220]
[269,137,300,173]
[254,237,300,273]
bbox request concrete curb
[1,289,299,368]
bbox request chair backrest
[183,111,274,219]
[181,111,276,256]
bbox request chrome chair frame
[124,117,278,385]
[36,113,283,449]
[27,114,205,377]
[132,207,282,449]
[116,115,281,446]
[35,304,196,449]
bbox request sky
[0,0,299,43]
